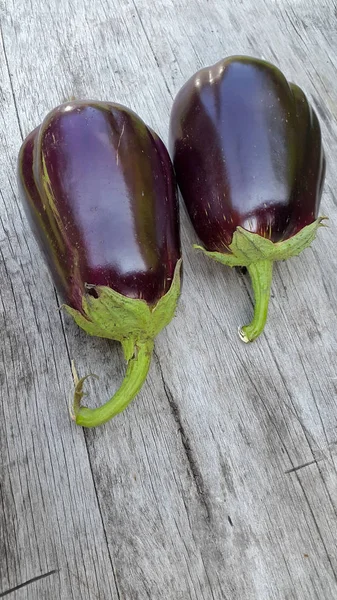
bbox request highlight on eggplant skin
[169,55,326,343]
[18,100,182,428]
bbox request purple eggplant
[18,101,181,427]
[170,56,326,342]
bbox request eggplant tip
[238,326,250,344]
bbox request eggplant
[170,56,326,342]
[18,101,181,427]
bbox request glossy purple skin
[170,56,325,252]
[18,101,181,311]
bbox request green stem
[72,339,154,428]
[239,260,273,343]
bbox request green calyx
[194,217,327,342]
[63,259,182,428]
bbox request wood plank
[0,23,120,600]
[1,0,337,598]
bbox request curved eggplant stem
[239,260,273,343]
[71,339,154,427]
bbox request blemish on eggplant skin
[228,515,233,527]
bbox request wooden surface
[1,0,337,598]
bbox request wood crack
[264,335,329,463]
[295,472,337,584]
[0,569,58,598]
[153,349,212,522]
[83,439,122,600]
[236,267,255,308]
[285,460,318,474]
[0,24,24,141]
[130,0,173,99]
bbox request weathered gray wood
[1,0,337,598]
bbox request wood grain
[1,0,337,598]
